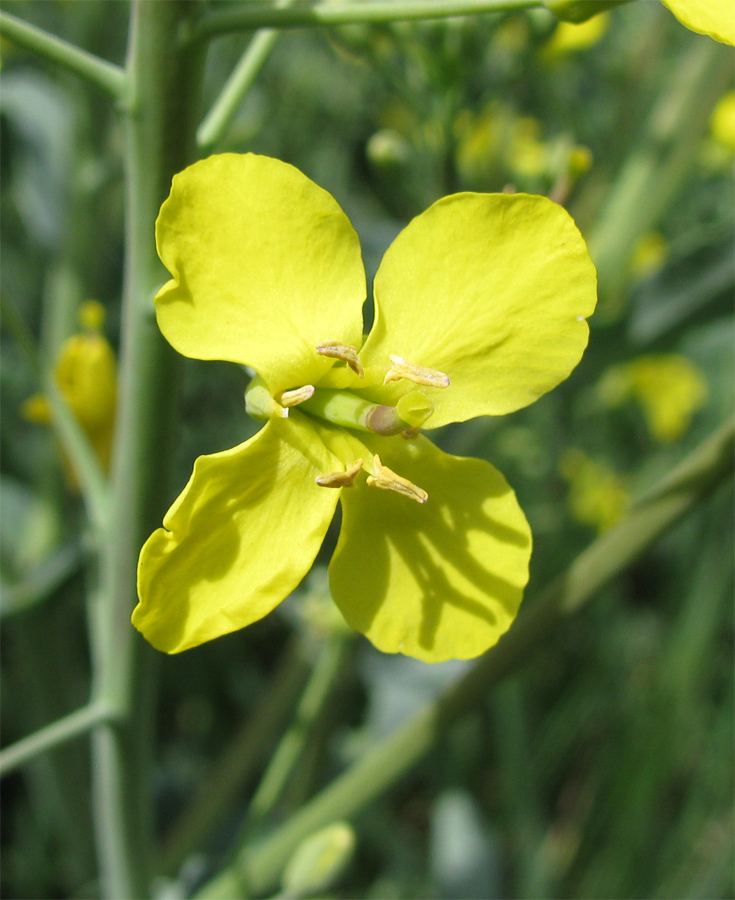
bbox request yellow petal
[660,0,735,45]
[155,153,366,393]
[360,192,597,427]
[329,435,531,662]
[133,413,341,653]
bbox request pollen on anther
[316,458,363,489]
[279,385,315,408]
[366,454,428,504]
[316,341,364,377]
[384,355,449,389]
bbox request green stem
[1,541,83,617]
[246,636,351,832]
[201,419,733,897]
[588,38,733,316]
[46,380,110,535]
[197,0,297,154]
[89,3,206,897]
[158,638,312,876]
[0,703,115,779]
[0,10,126,100]
[188,0,542,42]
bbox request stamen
[366,455,428,504]
[401,427,421,440]
[316,342,364,378]
[316,458,363,489]
[383,355,449,389]
[279,384,315,408]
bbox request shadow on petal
[135,415,340,653]
[330,438,531,662]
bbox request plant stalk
[0,10,126,99]
[188,0,543,42]
[89,3,205,897]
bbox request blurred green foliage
[1,1,732,898]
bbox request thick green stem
[199,420,733,897]
[188,0,543,42]
[89,3,205,897]
[0,11,126,99]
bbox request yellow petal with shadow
[133,412,340,653]
[329,434,531,662]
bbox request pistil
[300,388,410,436]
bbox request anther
[401,427,421,440]
[383,355,449,389]
[366,455,428,504]
[279,385,315,408]
[316,342,364,378]
[316,458,363,489]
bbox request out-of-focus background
[1,2,733,898]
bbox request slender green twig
[1,541,84,617]
[187,0,542,43]
[197,419,734,898]
[0,703,116,778]
[46,380,110,535]
[0,293,42,377]
[588,38,733,314]
[0,293,109,534]
[158,638,312,877]
[0,10,126,100]
[198,0,297,153]
[245,635,352,832]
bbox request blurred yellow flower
[710,90,735,152]
[132,153,597,660]
[23,300,117,484]
[597,354,707,444]
[560,449,629,533]
[629,232,668,280]
[542,13,609,58]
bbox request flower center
[300,388,409,436]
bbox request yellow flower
[597,354,707,444]
[660,0,735,45]
[710,90,735,152]
[23,300,117,484]
[542,13,610,58]
[549,0,734,46]
[629,232,668,280]
[560,449,629,533]
[132,153,596,661]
